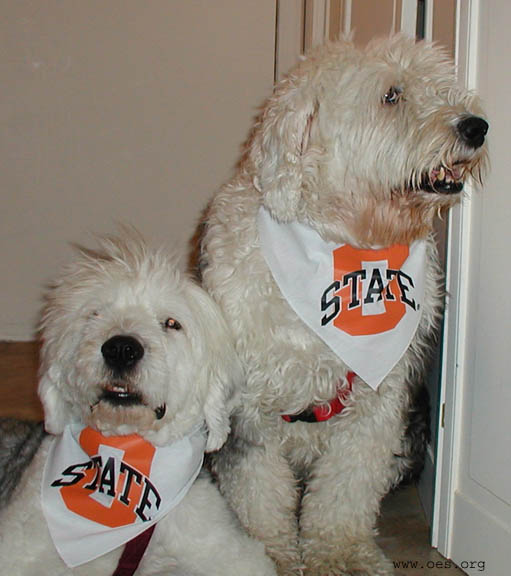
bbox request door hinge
[441,402,446,428]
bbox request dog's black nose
[457,116,489,149]
[101,335,144,372]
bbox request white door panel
[438,1,511,573]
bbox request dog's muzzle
[97,334,166,420]
[417,115,488,195]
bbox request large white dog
[200,36,488,575]
[0,232,277,576]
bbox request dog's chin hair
[88,402,162,436]
[348,193,458,246]
[302,186,459,247]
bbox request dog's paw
[303,539,394,576]
[304,561,394,576]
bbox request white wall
[0,1,276,340]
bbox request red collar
[282,371,355,423]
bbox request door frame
[433,0,482,556]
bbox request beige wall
[350,0,397,46]
[0,1,276,340]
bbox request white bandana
[258,207,427,389]
[41,423,206,567]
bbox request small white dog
[200,36,488,575]
[0,232,276,576]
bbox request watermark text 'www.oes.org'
[393,559,486,572]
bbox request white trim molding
[400,0,418,36]
[433,0,481,555]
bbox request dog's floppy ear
[250,75,318,222]
[37,281,76,434]
[38,363,70,434]
[185,283,243,452]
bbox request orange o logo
[53,428,158,527]
[321,244,415,336]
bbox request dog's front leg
[212,436,303,576]
[299,411,401,576]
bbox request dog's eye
[383,86,402,105]
[163,317,182,331]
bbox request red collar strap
[112,524,155,576]
[282,371,355,423]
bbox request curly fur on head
[249,35,488,247]
[39,229,242,451]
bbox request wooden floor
[0,341,43,421]
[0,341,463,574]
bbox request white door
[435,1,511,573]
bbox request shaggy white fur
[200,36,488,576]
[0,232,277,576]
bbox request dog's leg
[299,396,403,576]
[212,437,303,576]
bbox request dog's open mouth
[418,163,466,194]
[96,383,166,419]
